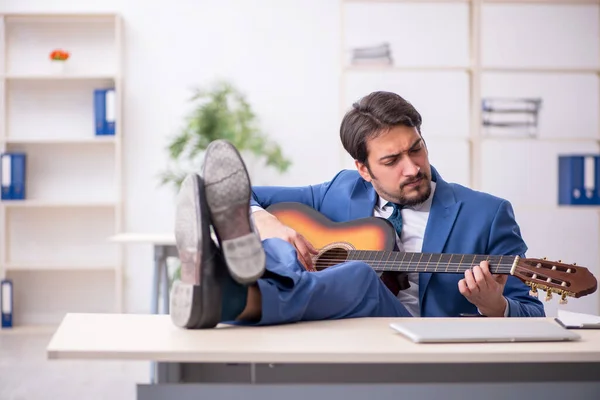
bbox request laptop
[389,318,581,343]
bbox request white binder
[1,279,13,328]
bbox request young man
[170,91,545,329]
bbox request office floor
[0,326,148,400]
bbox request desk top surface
[108,233,175,245]
[46,313,600,364]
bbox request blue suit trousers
[230,238,412,326]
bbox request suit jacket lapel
[347,179,378,220]
[419,167,462,304]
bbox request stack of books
[350,42,393,66]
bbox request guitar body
[266,202,409,293]
[266,202,397,252]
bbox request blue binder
[558,155,600,205]
[1,152,26,200]
[1,279,13,328]
[94,88,116,136]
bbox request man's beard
[375,172,432,207]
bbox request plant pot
[50,60,67,74]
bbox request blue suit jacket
[250,166,545,318]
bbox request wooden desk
[108,233,176,246]
[47,313,600,400]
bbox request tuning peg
[572,262,577,266]
[529,284,538,298]
[545,291,553,301]
[559,292,568,305]
[558,260,562,263]
[542,257,547,260]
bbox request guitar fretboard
[345,251,516,274]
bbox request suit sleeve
[487,200,546,317]
[250,170,345,211]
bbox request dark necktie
[380,202,409,295]
[386,202,404,239]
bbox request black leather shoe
[170,173,223,329]
[202,139,266,284]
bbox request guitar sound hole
[315,247,349,271]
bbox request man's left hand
[458,261,508,317]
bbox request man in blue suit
[170,91,545,329]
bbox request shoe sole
[170,173,222,329]
[203,140,266,284]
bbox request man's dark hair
[340,91,423,165]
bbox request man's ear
[355,160,372,182]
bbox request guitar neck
[346,250,516,274]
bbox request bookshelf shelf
[2,200,118,208]
[3,74,118,81]
[0,12,124,327]
[342,66,600,74]
[480,137,600,142]
[3,137,117,144]
[5,264,117,272]
[481,67,600,74]
[344,65,471,72]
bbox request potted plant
[159,79,292,192]
[49,49,70,73]
[159,79,292,284]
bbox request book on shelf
[94,88,116,136]
[1,152,27,201]
[1,279,13,329]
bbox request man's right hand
[252,209,319,271]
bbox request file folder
[0,152,26,200]
[94,88,116,136]
[558,155,600,205]
[1,279,13,328]
[1,153,10,199]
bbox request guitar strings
[312,256,515,265]
[311,257,516,273]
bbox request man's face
[356,126,432,207]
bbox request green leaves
[159,80,291,191]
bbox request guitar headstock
[513,257,598,304]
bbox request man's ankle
[235,285,262,322]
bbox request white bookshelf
[0,12,124,326]
[340,0,600,316]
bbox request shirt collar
[377,180,437,212]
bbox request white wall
[2,0,599,317]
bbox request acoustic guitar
[266,202,598,304]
